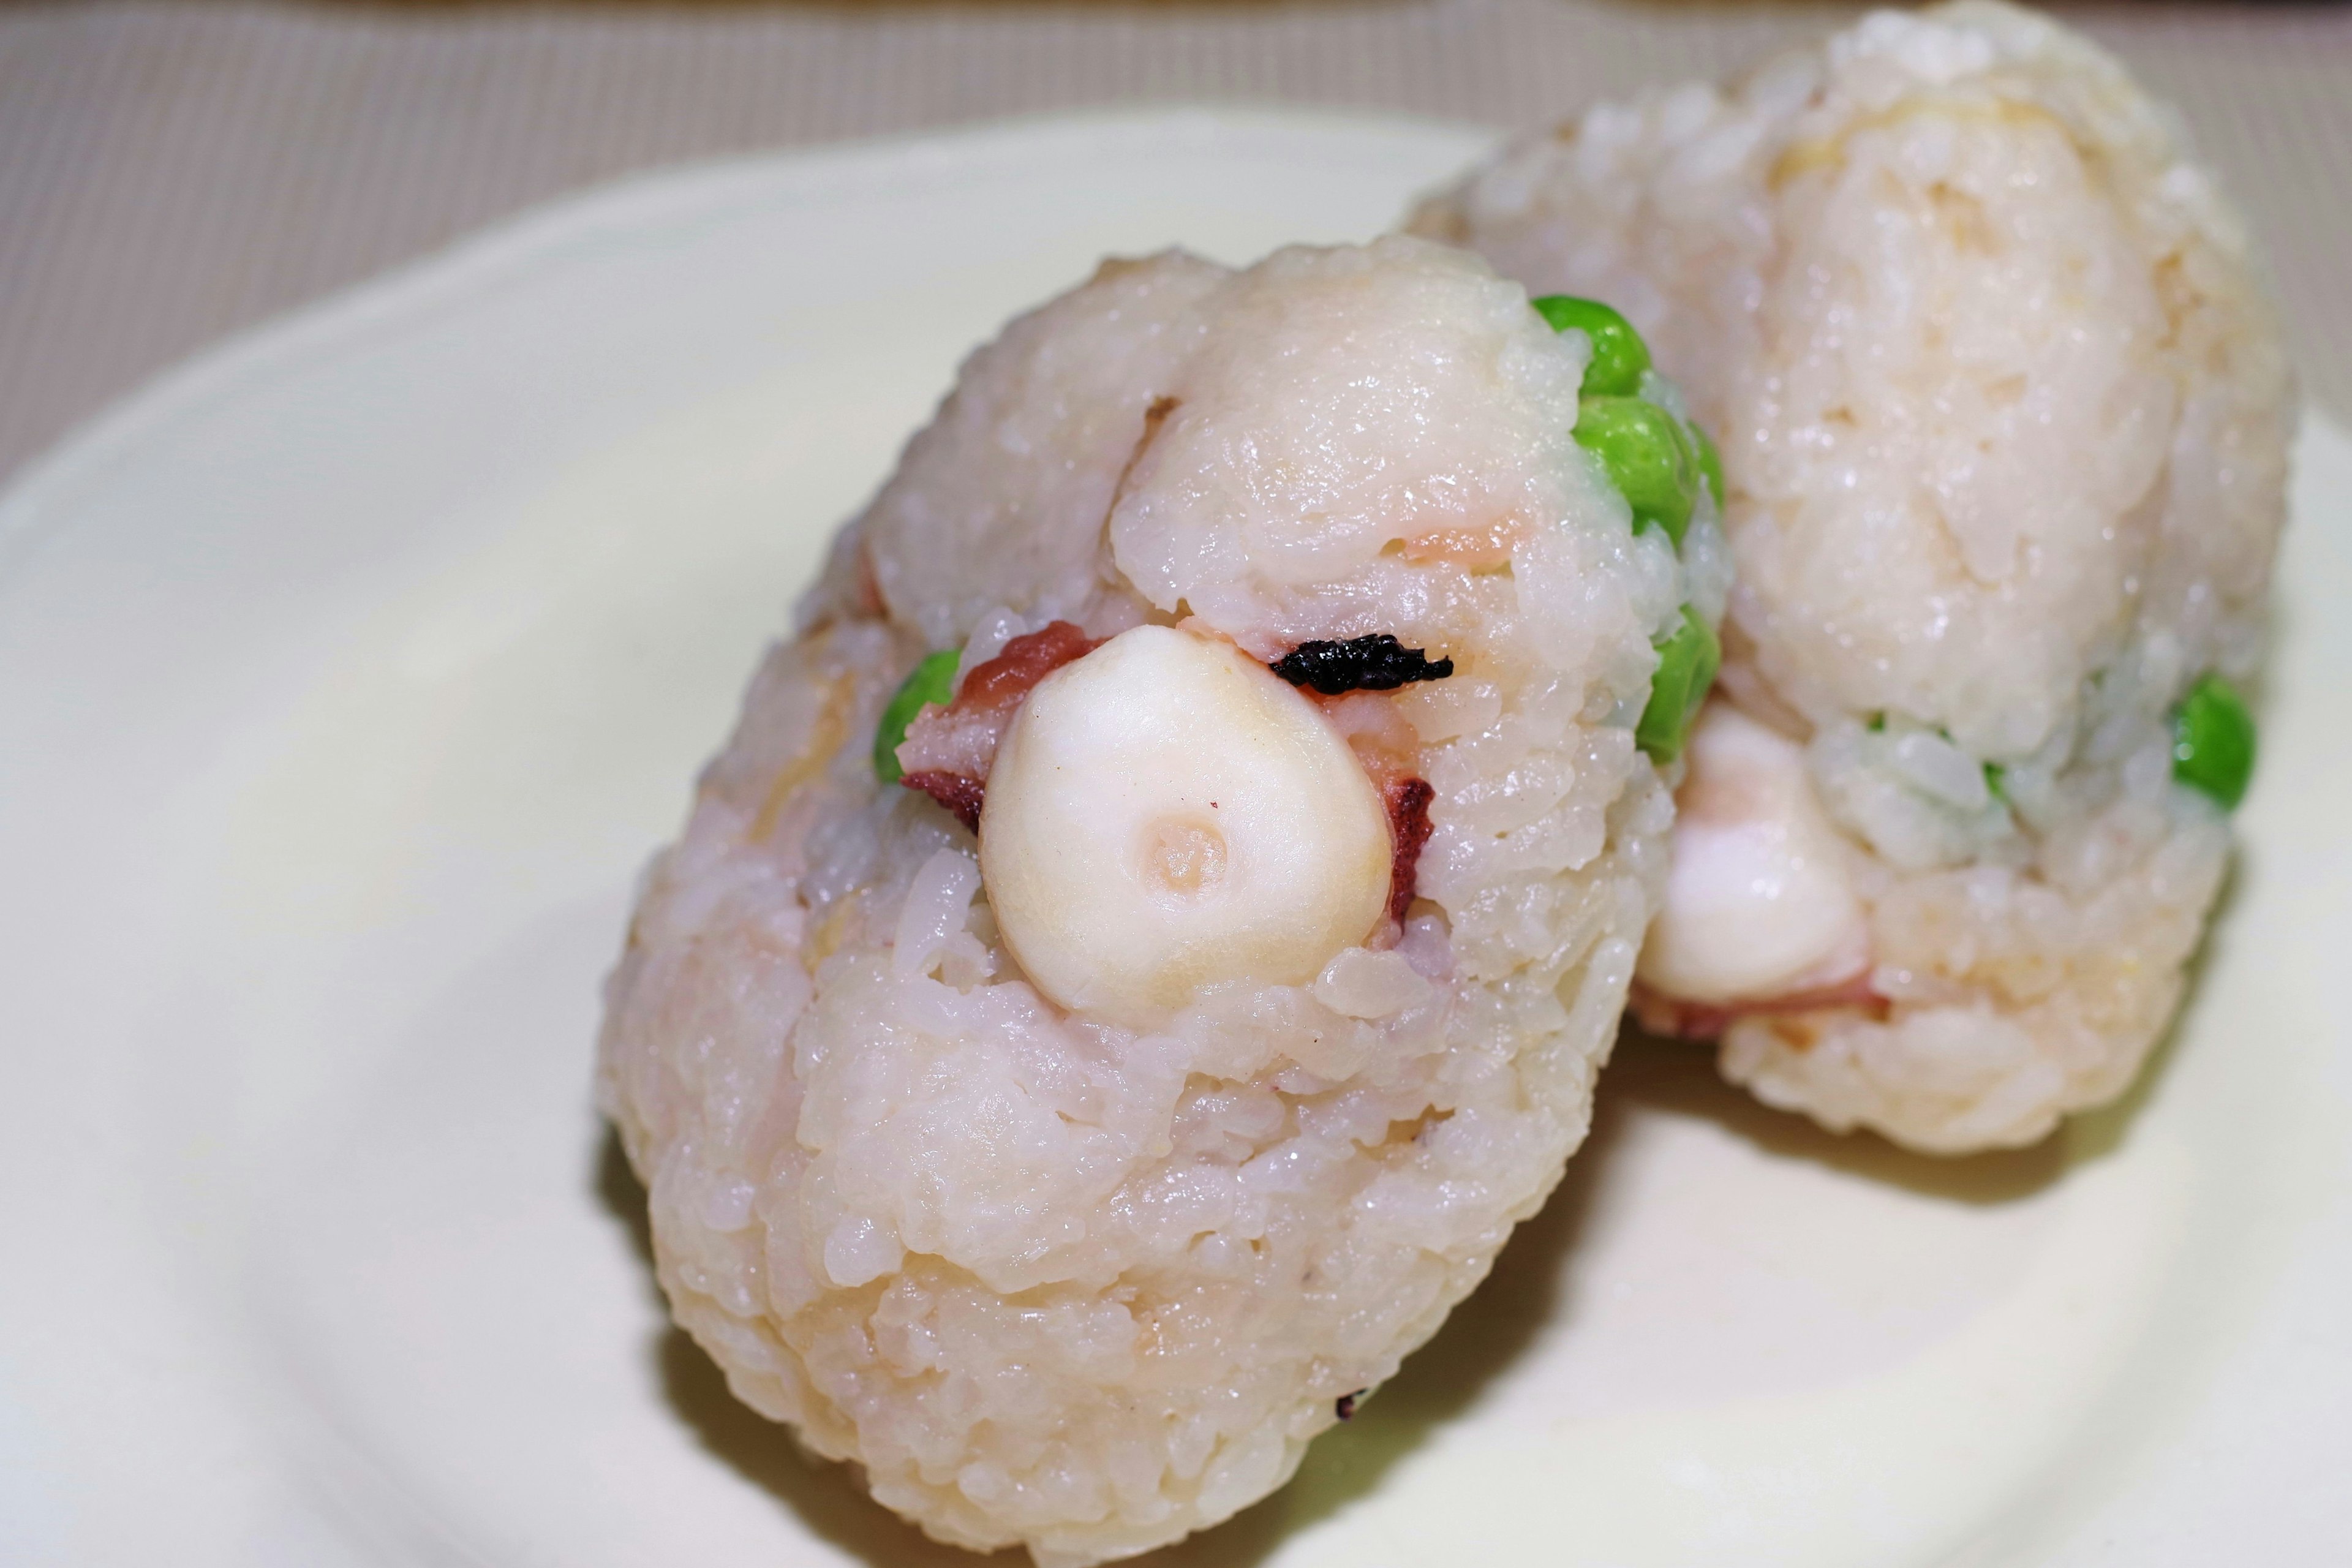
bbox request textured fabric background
[1,0,2345,482]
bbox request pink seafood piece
[893,620,1102,824]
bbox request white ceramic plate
[1,109,2345,1568]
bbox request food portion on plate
[595,3,2297,1553]
[597,235,1725,1563]
[1413,0,2294,1152]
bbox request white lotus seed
[979,625,1392,1029]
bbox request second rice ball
[1414,0,2294,1152]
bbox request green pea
[1575,396,1698,547]
[2171,673,2256,809]
[1686,418,1725,510]
[1531,295,1651,398]
[873,649,961,784]
[1637,606,1721,766]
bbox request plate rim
[3,98,2341,1567]
[0,104,1497,581]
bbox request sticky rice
[1412,0,2293,1151]
[598,236,1725,1560]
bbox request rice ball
[598,235,1724,1559]
[1411,0,2294,1152]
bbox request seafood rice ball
[1412,0,2294,1152]
[598,235,1727,1561]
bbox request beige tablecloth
[2,0,2346,482]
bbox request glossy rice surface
[598,237,1723,1560]
[1413,0,2294,1151]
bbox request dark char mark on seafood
[1272,634,1455,696]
